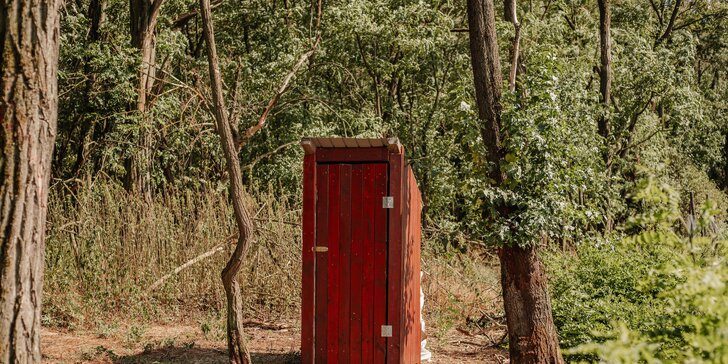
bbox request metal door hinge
[382,196,394,209]
[381,325,392,337]
[313,246,328,253]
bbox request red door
[314,163,389,364]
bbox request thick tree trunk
[199,0,254,362]
[0,0,61,361]
[597,0,612,140]
[466,0,505,183]
[466,0,563,362]
[500,246,563,363]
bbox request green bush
[545,236,683,361]
[546,176,728,362]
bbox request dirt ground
[42,322,508,363]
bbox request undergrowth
[43,180,500,337]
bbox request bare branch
[238,39,320,150]
[243,141,298,169]
[649,0,663,26]
[147,242,229,292]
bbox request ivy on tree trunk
[466,0,564,361]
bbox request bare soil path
[42,323,507,363]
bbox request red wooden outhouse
[300,137,422,364]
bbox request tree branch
[656,0,682,45]
[243,141,297,170]
[172,0,223,30]
[648,0,663,26]
[237,39,320,150]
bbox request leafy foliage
[547,177,728,362]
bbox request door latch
[382,196,394,209]
[313,246,328,253]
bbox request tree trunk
[500,246,563,363]
[199,0,254,362]
[466,0,505,183]
[505,0,521,93]
[130,0,163,113]
[466,0,564,361]
[125,0,163,198]
[597,0,614,232]
[597,0,612,140]
[70,0,107,178]
[0,0,61,360]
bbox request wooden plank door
[314,163,389,363]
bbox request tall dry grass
[44,181,301,328]
[43,180,501,335]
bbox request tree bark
[130,0,164,113]
[467,0,505,184]
[597,0,612,140]
[505,0,521,93]
[125,0,164,198]
[499,246,563,363]
[0,0,61,360]
[70,0,107,178]
[199,0,255,362]
[466,0,564,361]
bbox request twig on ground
[146,233,238,292]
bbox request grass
[43,179,501,341]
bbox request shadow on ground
[110,346,300,364]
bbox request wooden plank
[344,138,358,148]
[374,163,389,363]
[387,150,403,364]
[301,153,316,364]
[332,138,346,148]
[368,138,386,147]
[350,165,364,364]
[402,167,422,363]
[402,174,411,364]
[338,164,353,362]
[412,171,422,364]
[327,165,342,363]
[315,164,330,363]
[316,148,389,163]
[413,169,423,364]
[355,139,370,148]
[320,138,334,148]
[361,164,376,364]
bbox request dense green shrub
[546,177,728,362]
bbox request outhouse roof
[300,137,401,154]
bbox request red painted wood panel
[350,165,364,364]
[402,166,422,364]
[301,153,316,364]
[387,150,403,364]
[338,165,353,362]
[374,163,388,363]
[304,141,423,364]
[314,165,330,363]
[316,148,389,163]
[327,165,341,363]
[361,164,376,364]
